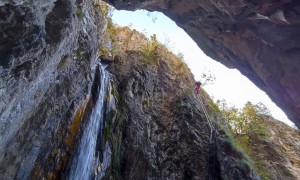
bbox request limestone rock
[105,0,300,128]
[253,116,300,179]
[1,0,299,178]
[108,27,259,179]
[0,0,107,178]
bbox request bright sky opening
[112,9,295,127]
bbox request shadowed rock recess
[0,0,300,179]
[105,0,300,128]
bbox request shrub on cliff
[217,101,269,139]
[141,34,160,65]
[142,34,158,56]
[217,100,271,179]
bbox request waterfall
[68,66,109,180]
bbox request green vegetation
[98,1,113,17]
[76,7,84,20]
[103,126,111,144]
[174,52,188,75]
[183,88,193,97]
[107,18,117,41]
[225,135,252,161]
[102,80,126,180]
[217,101,269,139]
[142,98,151,107]
[141,34,160,65]
[97,1,116,40]
[99,48,110,57]
[74,45,89,61]
[97,2,119,60]
[217,100,271,179]
[208,100,221,113]
[57,55,69,71]
[98,47,118,59]
[110,98,126,180]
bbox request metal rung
[197,94,214,143]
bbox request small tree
[240,102,269,139]
[217,100,269,139]
[200,70,216,86]
[217,100,271,179]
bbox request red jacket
[195,85,201,94]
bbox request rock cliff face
[0,0,300,179]
[104,27,300,180]
[0,0,109,178]
[107,26,259,179]
[248,116,300,179]
[105,0,300,128]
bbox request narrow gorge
[0,0,300,179]
[106,0,300,128]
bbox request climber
[195,81,202,94]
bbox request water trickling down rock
[0,0,300,179]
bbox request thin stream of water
[68,66,109,180]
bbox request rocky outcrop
[0,0,299,178]
[249,116,300,179]
[105,0,300,128]
[0,0,109,178]
[107,27,258,179]
[106,27,300,180]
